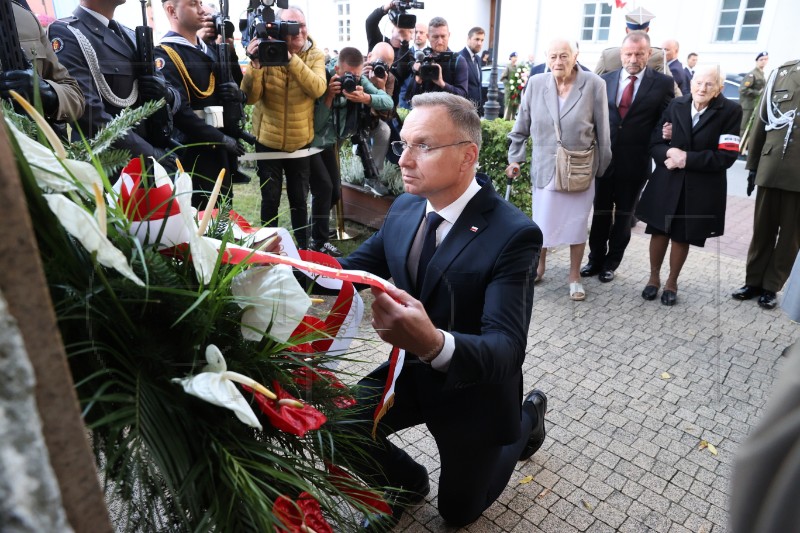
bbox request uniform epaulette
[59,15,79,24]
[779,59,800,68]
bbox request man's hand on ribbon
[370,284,443,362]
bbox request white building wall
[53,0,797,76]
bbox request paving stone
[336,217,799,532]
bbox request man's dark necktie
[474,54,482,80]
[416,212,444,292]
[618,75,637,119]
[109,20,133,50]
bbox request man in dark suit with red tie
[582,31,674,282]
[337,92,546,530]
[458,26,485,114]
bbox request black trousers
[183,144,233,210]
[308,146,341,243]
[255,143,311,249]
[341,360,534,527]
[745,187,800,292]
[588,175,647,270]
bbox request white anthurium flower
[173,344,277,429]
[231,264,311,343]
[173,167,218,285]
[6,118,102,193]
[43,193,144,286]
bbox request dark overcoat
[636,94,742,240]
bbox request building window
[715,0,765,41]
[581,2,611,42]
[337,1,351,42]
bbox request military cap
[756,51,768,61]
[625,7,655,30]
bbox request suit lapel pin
[470,226,478,232]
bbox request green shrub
[479,118,532,217]
[336,118,534,217]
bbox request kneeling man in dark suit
[338,92,546,529]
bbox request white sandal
[569,282,586,301]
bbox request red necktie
[618,75,637,119]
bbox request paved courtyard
[339,193,799,532]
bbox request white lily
[173,344,277,429]
[5,118,102,193]
[43,193,144,286]
[173,164,218,285]
[231,265,311,343]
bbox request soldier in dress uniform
[1,0,84,123]
[155,0,246,207]
[732,59,800,310]
[739,51,769,133]
[47,0,228,174]
[594,7,670,78]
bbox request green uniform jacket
[14,2,84,122]
[739,66,766,111]
[746,59,800,192]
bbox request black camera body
[418,48,452,82]
[340,72,359,93]
[370,59,388,79]
[239,0,300,66]
[388,0,424,29]
[211,12,236,41]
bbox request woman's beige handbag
[554,120,596,193]
[555,142,596,192]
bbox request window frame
[714,0,765,42]
[580,1,612,43]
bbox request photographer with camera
[241,5,326,250]
[366,1,422,103]
[363,42,396,179]
[154,0,248,208]
[308,46,394,256]
[407,17,469,101]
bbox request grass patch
[231,170,374,257]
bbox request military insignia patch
[155,57,166,71]
[51,37,64,54]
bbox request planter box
[340,182,396,230]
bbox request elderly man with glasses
[336,92,547,530]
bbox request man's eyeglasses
[390,140,472,158]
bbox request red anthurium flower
[287,316,327,354]
[326,463,391,515]
[244,381,327,437]
[292,368,357,409]
[273,492,333,533]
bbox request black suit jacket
[600,68,674,181]
[458,47,483,110]
[668,59,691,96]
[340,181,542,445]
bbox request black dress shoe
[661,290,677,306]
[580,263,601,277]
[641,285,659,300]
[598,270,615,283]
[758,290,778,309]
[361,472,430,531]
[519,389,547,461]
[732,285,762,300]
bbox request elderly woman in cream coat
[506,39,612,301]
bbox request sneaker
[310,240,343,257]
